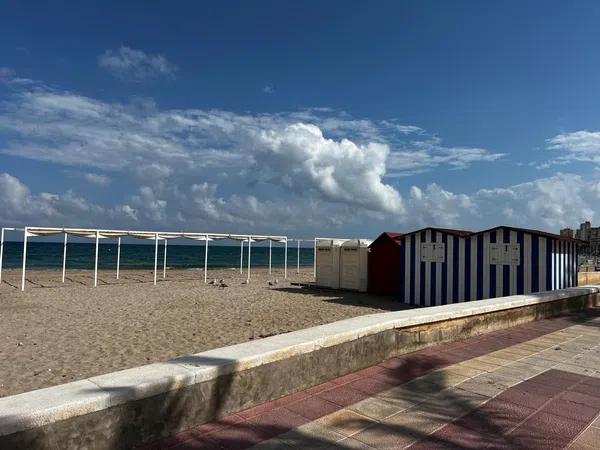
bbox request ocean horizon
[0,241,314,270]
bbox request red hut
[367,232,403,295]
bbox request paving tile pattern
[142,308,600,449]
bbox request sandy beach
[0,267,411,397]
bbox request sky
[2,0,600,239]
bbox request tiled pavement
[144,309,600,449]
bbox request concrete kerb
[0,285,599,447]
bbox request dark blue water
[0,241,314,270]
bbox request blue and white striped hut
[398,226,578,306]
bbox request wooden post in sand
[297,239,300,274]
[21,227,28,291]
[94,230,99,287]
[62,233,68,283]
[269,240,272,274]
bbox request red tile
[170,436,221,450]
[512,379,564,399]
[371,367,413,385]
[506,427,573,450]
[246,407,309,437]
[317,384,369,407]
[285,394,341,420]
[426,423,501,449]
[353,365,386,378]
[378,357,406,370]
[193,414,245,435]
[305,381,337,395]
[495,386,550,409]
[272,390,311,407]
[533,370,583,388]
[540,398,598,423]
[347,377,396,396]
[331,371,364,385]
[560,390,600,410]
[580,376,600,388]
[456,399,535,435]
[513,411,588,441]
[205,422,271,450]
[571,381,600,398]
[236,401,280,420]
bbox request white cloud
[387,137,505,177]
[0,88,505,218]
[546,130,600,165]
[0,81,529,235]
[82,172,111,186]
[262,85,274,94]
[98,46,178,81]
[2,167,599,235]
[0,90,410,215]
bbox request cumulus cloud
[0,173,105,226]
[0,88,505,219]
[98,46,178,81]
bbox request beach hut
[339,239,371,292]
[398,226,579,306]
[367,232,403,296]
[399,227,471,306]
[315,239,344,289]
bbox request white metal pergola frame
[0,226,288,291]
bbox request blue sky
[2,0,600,238]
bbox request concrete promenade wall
[1,286,599,449]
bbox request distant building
[590,227,600,255]
[560,228,574,238]
[567,221,600,256]
[575,221,592,241]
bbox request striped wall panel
[398,228,578,306]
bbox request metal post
[116,237,121,279]
[269,240,272,274]
[94,230,99,287]
[62,233,67,283]
[240,240,244,274]
[0,228,4,285]
[153,233,158,285]
[297,239,300,274]
[284,238,288,279]
[21,227,28,291]
[313,238,317,279]
[163,239,168,278]
[204,234,209,283]
[247,237,251,280]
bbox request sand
[0,267,410,397]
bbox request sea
[0,241,315,270]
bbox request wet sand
[0,267,411,397]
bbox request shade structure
[1,226,288,290]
